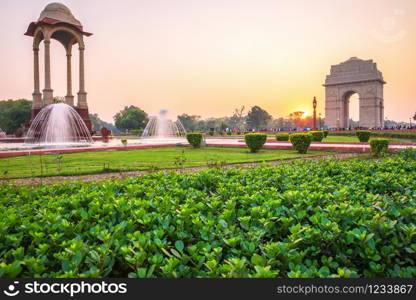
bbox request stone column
[65,49,74,106]
[77,46,87,108]
[43,39,53,105]
[32,46,42,109]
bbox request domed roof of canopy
[38,2,82,27]
[25,2,92,37]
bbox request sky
[0,0,415,123]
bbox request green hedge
[356,131,371,142]
[186,132,203,148]
[323,130,329,138]
[309,131,324,142]
[329,131,416,140]
[275,133,290,141]
[244,133,267,153]
[289,133,312,154]
[0,157,415,277]
[370,138,389,156]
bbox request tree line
[0,99,415,135]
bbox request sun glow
[301,111,311,119]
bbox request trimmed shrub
[309,131,324,142]
[323,130,329,138]
[226,131,232,136]
[208,131,214,136]
[244,133,267,153]
[370,138,389,157]
[275,132,290,141]
[356,130,371,142]
[186,132,203,148]
[121,139,127,146]
[289,133,312,154]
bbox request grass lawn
[0,147,332,179]
[323,136,361,142]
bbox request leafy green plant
[54,154,64,173]
[323,130,329,138]
[174,150,187,168]
[244,133,267,153]
[102,163,111,172]
[289,133,312,154]
[275,133,289,141]
[0,158,415,278]
[370,138,389,157]
[121,139,128,146]
[309,131,324,142]
[226,131,232,136]
[355,130,371,142]
[2,170,9,181]
[395,148,416,160]
[186,133,203,148]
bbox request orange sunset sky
[0,0,415,123]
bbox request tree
[246,106,272,129]
[113,106,148,131]
[53,96,65,103]
[289,111,305,128]
[0,99,32,134]
[229,106,246,129]
[177,114,201,132]
[89,113,119,133]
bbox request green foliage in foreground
[1,154,415,278]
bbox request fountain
[142,109,186,139]
[25,103,93,147]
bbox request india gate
[24,2,92,131]
[324,57,385,129]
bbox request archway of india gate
[24,3,92,131]
[324,57,386,129]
